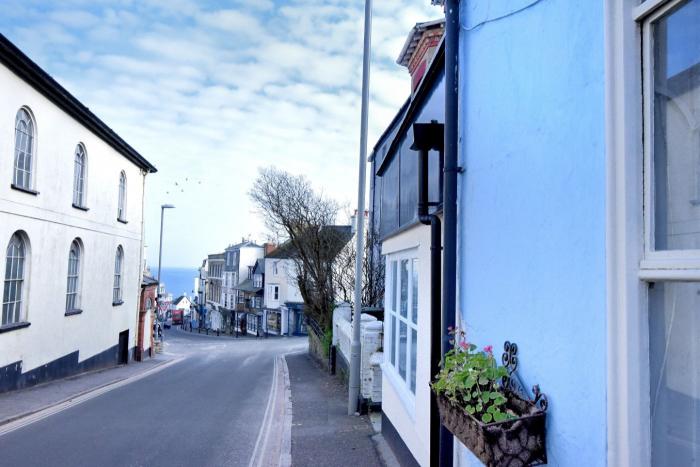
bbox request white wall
[381,224,433,467]
[264,258,303,309]
[0,63,147,372]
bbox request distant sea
[158,267,199,299]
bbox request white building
[263,243,306,336]
[0,34,156,392]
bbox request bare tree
[334,228,385,308]
[249,167,350,331]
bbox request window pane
[391,261,397,311]
[390,316,396,366]
[400,259,408,318]
[649,281,700,466]
[399,321,407,380]
[410,329,417,393]
[411,259,418,324]
[652,0,700,250]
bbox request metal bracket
[501,341,548,411]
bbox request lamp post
[349,0,372,416]
[157,204,175,337]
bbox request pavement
[286,353,384,467]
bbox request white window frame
[607,1,699,465]
[383,249,419,414]
[73,144,87,208]
[113,246,124,304]
[2,232,29,326]
[65,239,82,312]
[117,171,127,221]
[12,107,36,191]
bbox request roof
[253,258,265,275]
[0,34,156,173]
[208,252,225,261]
[266,240,296,259]
[173,295,189,305]
[225,240,263,251]
[396,18,445,67]
[142,275,158,287]
[369,97,411,163]
[377,38,445,176]
[236,278,262,294]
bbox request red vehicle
[171,308,184,325]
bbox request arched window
[2,233,28,325]
[65,240,82,312]
[13,108,35,190]
[117,172,127,221]
[113,246,123,304]
[73,145,87,207]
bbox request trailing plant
[432,327,513,424]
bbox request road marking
[248,356,279,467]
[0,357,183,437]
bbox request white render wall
[381,224,433,467]
[0,63,147,373]
[263,258,303,309]
[237,245,264,286]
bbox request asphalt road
[0,330,307,467]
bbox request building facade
[264,243,307,336]
[0,34,156,392]
[206,253,224,330]
[372,0,700,466]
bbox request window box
[64,309,83,316]
[112,300,124,307]
[72,203,89,211]
[435,391,546,466]
[433,341,548,466]
[117,218,128,224]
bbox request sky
[0,0,443,268]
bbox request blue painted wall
[457,1,606,465]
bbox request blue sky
[0,0,442,267]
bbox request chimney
[264,243,277,256]
[397,19,445,93]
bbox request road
[0,330,307,467]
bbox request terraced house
[0,34,156,392]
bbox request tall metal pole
[157,206,165,289]
[348,0,372,415]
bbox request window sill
[64,309,83,316]
[117,218,128,224]
[112,300,124,307]
[72,203,89,212]
[11,184,39,196]
[0,321,31,334]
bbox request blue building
[371,0,700,465]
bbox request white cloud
[0,0,445,267]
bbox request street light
[157,204,175,329]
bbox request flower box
[435,390,546,466]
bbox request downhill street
[0,331,307,467]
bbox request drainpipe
[442,0,460,465]
[412,122,444,467]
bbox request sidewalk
[0,354,173,426]
[286,352,383,467]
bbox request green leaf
[493,411,507,422]
[466,405,475,415]
[478,377,488,385]
[481,413,493,423]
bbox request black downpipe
[412,122,444,467]
[441,0,460,465]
